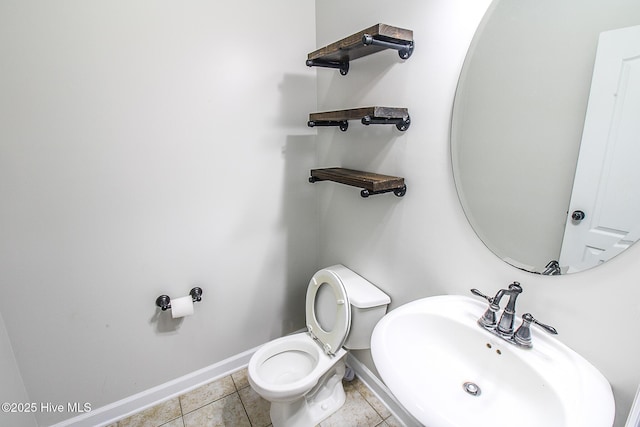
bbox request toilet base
[269,358,347,427]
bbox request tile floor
[109,367,401,427]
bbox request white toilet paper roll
[171,296,194,318]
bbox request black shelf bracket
[362,34,414,60]
[306,59,350,76]
[309,107,410,133]
[361,114,411,131]
[307,119,349,132]
[361,185,407,198]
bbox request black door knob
[571,210,586,221]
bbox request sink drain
[463,382,481,396]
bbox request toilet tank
[329,265,391,350]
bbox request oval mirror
[451,0,640,275]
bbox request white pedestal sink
[371,295,614,427]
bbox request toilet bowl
[248,264,390,427]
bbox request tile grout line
[178,393,186,427]
[357,385,387,425]
[177,392,185,423]
[231,374,255,427]
[237,390,255,427]
[358,387,384,421]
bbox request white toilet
[248,264,391,427]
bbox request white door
[559,25,640,273]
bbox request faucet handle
[471,289,500,328]
[514,313,558,347]
[470,288,493,302]
[528,313,558,335]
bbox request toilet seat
[305,269,351,356]
[248,332,347,403]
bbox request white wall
[315,1,640,426]
[0,1,317,425]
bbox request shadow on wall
[277,73,318,129]
[234,134,317,341]
[276,73,319,336]
[150,309,185,333]
[280,135,318,334]
[234,70,318,341]
[323,50,398,107]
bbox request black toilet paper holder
[155,287,203,311]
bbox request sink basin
[371,295,614,427]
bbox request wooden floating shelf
[306,23,414,75]
[308,106,410,131]
[309,167,406,198]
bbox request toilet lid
[305,269,351,356]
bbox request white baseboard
[50,343,419,427]
[345,353,421,427]
[49,345,259,427]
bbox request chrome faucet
[470,282,557,348]
[541,260,562,275]
[495,282,522,336]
